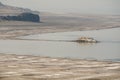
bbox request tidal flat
[0,53,120,80]
[0,14,120,80]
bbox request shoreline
[0,52,120,63]
[1,25,120,40]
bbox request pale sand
[0,53,120,80]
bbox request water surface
[0,28,120,61]
[20,28,120,42]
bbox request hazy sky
[0,0,120,15]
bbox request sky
[0,0,120,15]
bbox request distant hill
[0,2,40,22]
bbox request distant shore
[0,14,120,39]
[0,21,119,40]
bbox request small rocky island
[76,37,97,43]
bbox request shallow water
[0,28,120,61]
[20,28,120,42]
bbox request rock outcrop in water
[0,2,40,22]
[76,37,97,43]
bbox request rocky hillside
[0,2,40,22]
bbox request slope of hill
[0,2,39,15]
[0,2,40,22]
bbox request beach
[0,53,120,80]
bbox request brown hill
[0,2,40,22]
[0,2,39,15]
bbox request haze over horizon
[0,0,120,15]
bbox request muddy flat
[0,54,120,80]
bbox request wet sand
[0,53,120,80]
[0,14,120,80]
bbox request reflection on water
[0,28,120,62]
[0,40,119,61]
[77,42,96,46]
